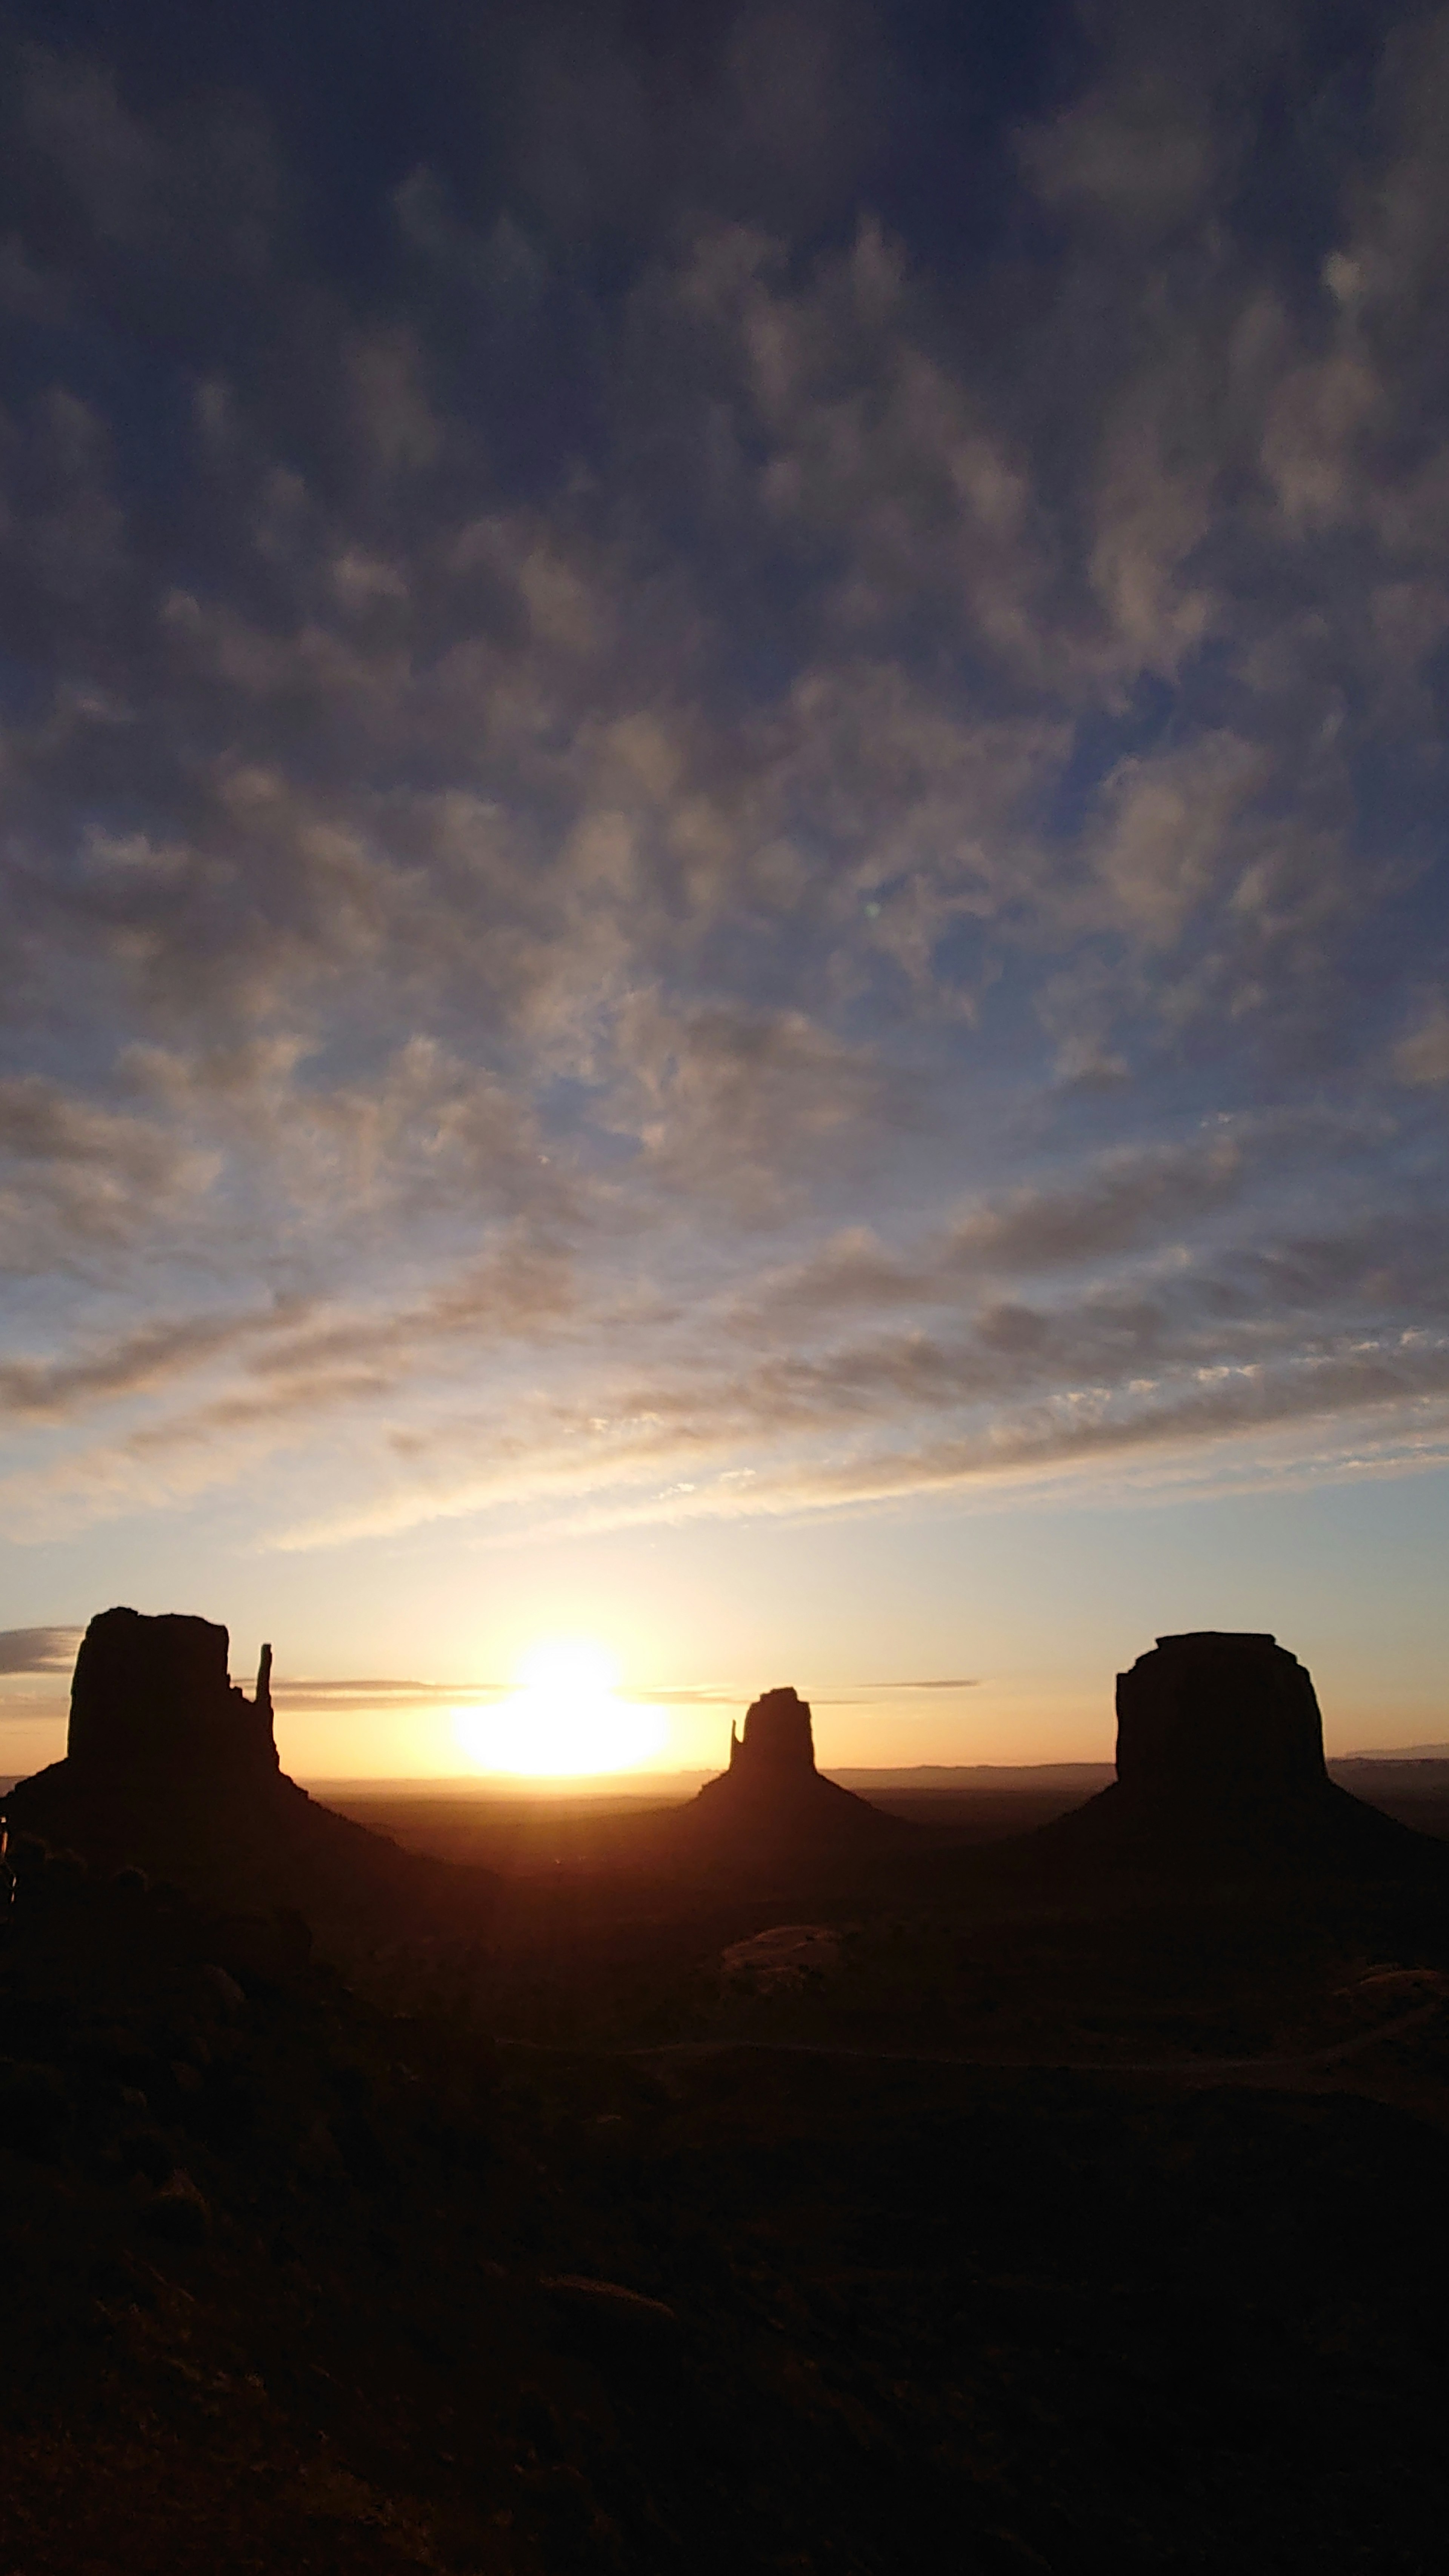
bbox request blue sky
[1,0,1446,1772]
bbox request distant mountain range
[1334,1746,1449,1764]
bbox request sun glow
[453,1639,668,1778]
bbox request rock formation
[3,1607,497,1945]
[1033,1630,1442,1878]
[681,1686,906,1867]
[1115,1631,1328,1810]
[66,1607,279,1787]
[726,1686,819,1786]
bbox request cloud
[272,1676,511,1708]
[0,1626,80,1676]
[1,2,1448,1564]
[1021,55,1223,233]
[0,1227,575,1460]
[221,1129,1449,1552]
[735,1133,1249,1325]
[0,1075,218,1278]
[17,44,278,271]
[0,1306,290,1421]
[1395,995,1449,1087]
[1090,737,1266,945]
[608,988,900,1217]
[868,1678,978,1690]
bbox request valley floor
[3,1789,1448,2571]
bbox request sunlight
[452,1638,667,1777]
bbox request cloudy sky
[2,0,1447,1775]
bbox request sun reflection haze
[453,1639,667,1777]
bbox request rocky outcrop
[726,1686,820,1786]
[2,1607,497,1947]
[67,1607,278,1787]
[1033,1631,1442,1879]
[682,1686,906,1867]
[1115,1632,1327,1810]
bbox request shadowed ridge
[2,1606,498,1950]
[1021,1631,1449,1882]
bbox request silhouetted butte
[1032,1631,1446,1878]
[65,1607,279,1788]
[680,1687,906,1867]
[3,1606,496,1942]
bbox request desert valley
[3,1609,1447,2571]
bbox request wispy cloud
[0,2,1446,1565]
[272,1676,512,1709]
[0,1626,81,1677]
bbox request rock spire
[727,1686,818,1782]
[684,1684,906,1863]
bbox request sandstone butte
[3,1606,498,1944]
[4,1616,1442,1913]
[1032,1629,1445,1879]
[682,1684,908,1859]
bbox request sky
[1,0,1447,1780]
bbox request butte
[2,1606,495,1947]
[673,1685,908,1873]
[1029,1630,1447,1881]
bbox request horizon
[6,1735,1449,1800]
[2,1,1447,1781]
[2,1609,1446,1787]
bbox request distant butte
[726,1686,818,1787]
[1035,1630,1446,1878]
[681,1686,908,1864]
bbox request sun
[453,1639,667,1778]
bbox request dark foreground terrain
[4,1777,1449,2573]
